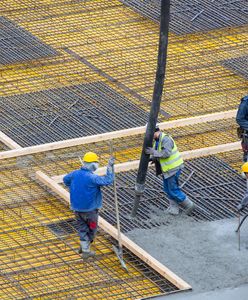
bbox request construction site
[0,0,248,299]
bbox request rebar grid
[120,0,248,35]
[0,1,247,298]
[222,55,248,80]
[0,82,150,146]
[0,149,246,298]
[0,157,178,299]
[0,0,247,125]
[216,149,244,172]
[0,90,237,147]
[0,16,58,65]
[95,155,247,231]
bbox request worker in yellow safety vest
[145,125,195,215]
[237,162,248,212]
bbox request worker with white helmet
[145,125,195,215]
[63,152,114,259]
[237,162,248,212]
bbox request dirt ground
[127,213,248,292]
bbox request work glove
[145,147,155,155]
[108,157,115,167]
[237,203,244,212]
[107,157,115,173]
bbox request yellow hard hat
[83,152,99,163]
[241,162,248,173]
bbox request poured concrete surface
[152,284,248,300]
[127,215,248,293]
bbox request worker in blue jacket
[63,152,114,259]
[236,95,248,162]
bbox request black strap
[236,213,248,232]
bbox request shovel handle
[109,141,122,249]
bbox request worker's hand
[108,157,115,167]
[145,147,155,155]
[149,157,157,165]
[237,204,244,212]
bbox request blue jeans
[74,210,98,243]
[163,170,186,203]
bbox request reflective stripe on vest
[154,133,183,172]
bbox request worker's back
[63,167,113,212]
[236,95,248,130]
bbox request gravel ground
[127,214,248,292]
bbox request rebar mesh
[0,82,150,146]
[0,16,58,65]
[222,55,248,80]
[0,156,178,299]
[99,155,248,230]
[120,0,248,34]
[1,148,246,298]
[0,0,247,125]
[0,0,248,298]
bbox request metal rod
[110,141,128,271]
[238,213,241,251]
[179,170,194,188]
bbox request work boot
[80,241,95,259]
[78,240,94,254]
[166,199,179,215]
[78,245,82,254]
[82,250,96,259]
[180,197,195,215]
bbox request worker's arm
[146,136,174,158]
[92,157,115,186]
[63,172,73,187]
[92,169,114,186]
[236,99,248,130]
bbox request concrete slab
[127,216,248,292]
[148,284,248,300]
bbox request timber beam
[0,110,236,160]
[51,141,241,184]
[0,131,22,149]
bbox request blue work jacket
[236,95,248,130]
[63,167,114,212]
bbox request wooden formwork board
[51,141,241,183]
[0,131,22,150]
[0,110,236,160]
[35,170,192,291]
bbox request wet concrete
[127,215,248,293]
[150,284,248,300]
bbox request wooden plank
[0,131,22,150]
[35,170,192,290]
[181,141,241,160]
[51,161,140,183]
[51,141,241,183]
[0,110,236,160]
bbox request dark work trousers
[241,135,248,162]
[74,210,99,243]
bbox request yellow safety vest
[154,133,183,173]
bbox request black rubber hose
[131,0,171,217]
